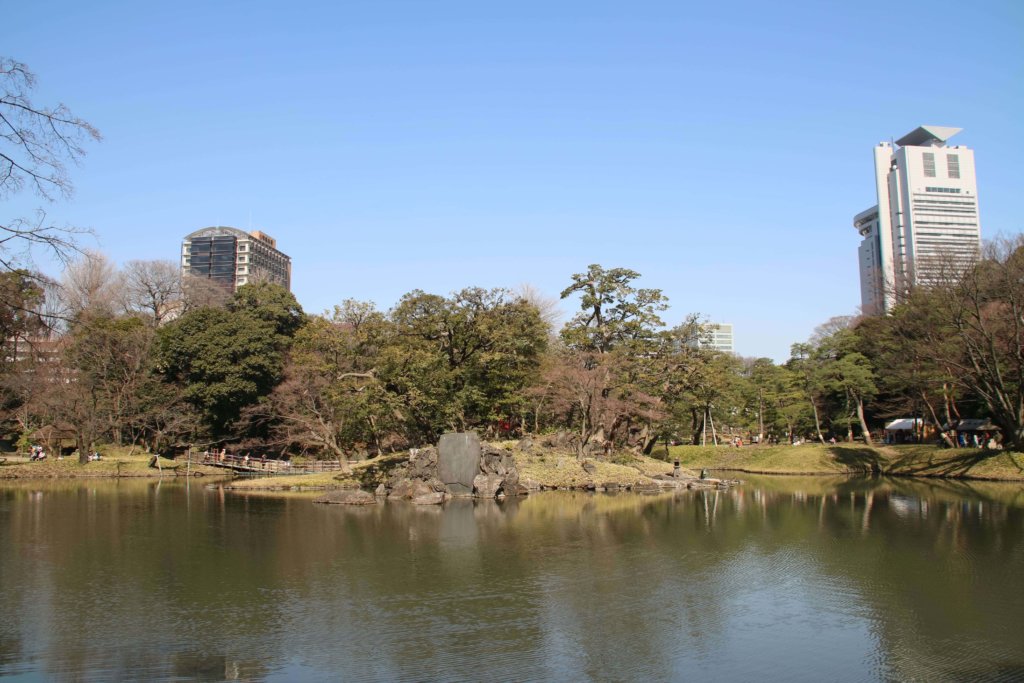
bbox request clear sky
[5,0,1022,360]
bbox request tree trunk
[855,396,873,445]
[637,422,657,455]
[922,391,955,448]
[757,389,765,443]
[77,435,89,464]
[942,382,955,430]
[1005,425,1024,452]
[810,398,825,443]
[844,394,854,442]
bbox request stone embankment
[316,432,528,505]
[314,432,739,505]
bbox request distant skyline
[5,0,1022,360]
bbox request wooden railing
[200,453,344,475]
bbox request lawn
[0,446,224,479]
[666,443,1024,481]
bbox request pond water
[1,476,1022,682]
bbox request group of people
[955,432,1002,450]
[204,449,273,469]
[28,445,103,461]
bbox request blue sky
[5,0,1022,360]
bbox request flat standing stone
[313,489,377,505]
[437,432,481,495]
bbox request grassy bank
[667,443,1024,481]
[0,447,225,479]
[8,441,1018,486]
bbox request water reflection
[1,477,1023,681]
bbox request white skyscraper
[853,125,981,315]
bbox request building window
[947,154,960,179]
[922,152,936,177]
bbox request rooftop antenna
[248,210,252,232]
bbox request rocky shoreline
[314,433,740,505]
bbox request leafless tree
[181,275,232,311]
[120,259,183,325]
[1,58,100,277]
[59,251,118,319]
[809,315,855,347]
[516,283,563,335]
[932,236,1024,449]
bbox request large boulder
[314,489,378,505]
[377,433,527,501]
[411,492,447,505]
[407,446,438,480]
[438,432,481,495]
[472,473,503,498]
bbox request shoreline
[668,443,1024,482]
[0,452,226,480]
[2,443,1022,487]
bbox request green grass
[0,446,224,479]
[666,443,1024,481]
[12,440,1017,485]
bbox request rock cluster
[378,432,527,505]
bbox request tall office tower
[181,226,292,292]
[853,125,981,315]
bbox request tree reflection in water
[0,476,1022,681]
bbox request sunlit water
[1,476,1023,682]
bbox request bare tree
[120,259,182,325]
[59,251,118,319]
[809,315,855,347]
[181,275,231,311]
[929,236,1024,449]
[1,58,100,276]
[516,283,563,335]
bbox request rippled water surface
[1,476,1023,681]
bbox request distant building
[700,323,734,353]
[853,125,981,315]
[181,227,291,292]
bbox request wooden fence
[200,453,344,475]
